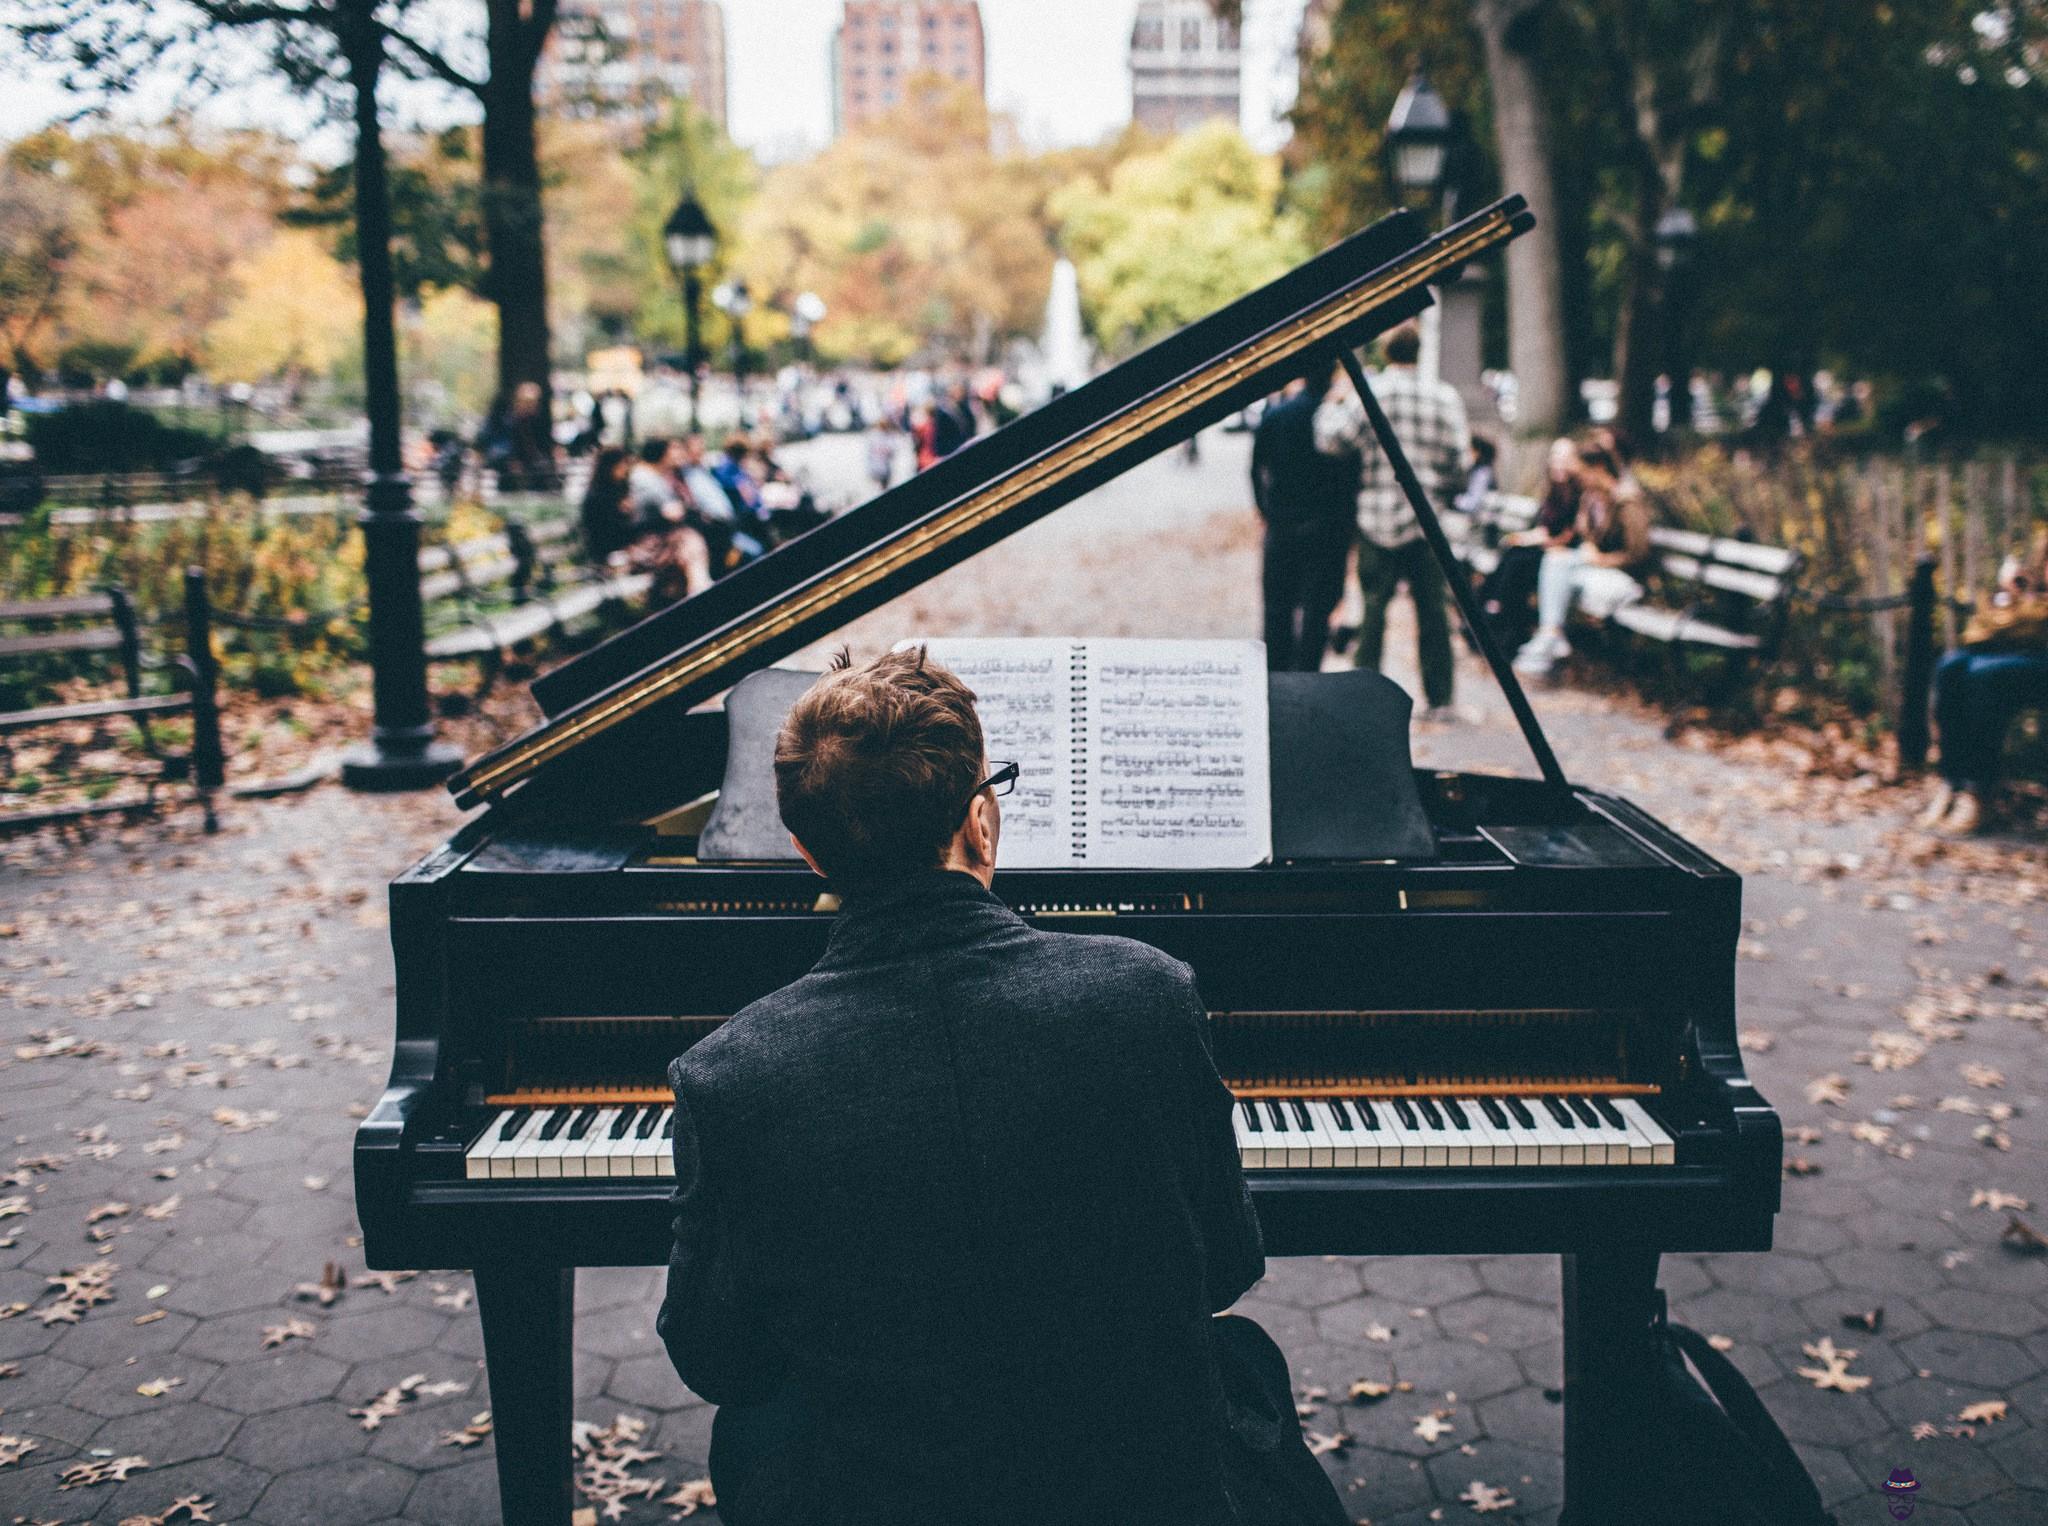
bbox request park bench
[1449,493,1803,682]
[0,571,225,834]
[420,515,651,696]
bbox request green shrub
[24,402,225,475]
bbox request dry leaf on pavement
[1797,1338,1872,1393]
[59,1454,149,1487]
[261,1317,317,1349]
[1459,1480,1517,1513]
[439,1411,494,1448]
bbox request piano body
[355,197,1781,1525]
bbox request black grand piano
[356,196,1781,1525]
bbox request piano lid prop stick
[1334,347,1572,804]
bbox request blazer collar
[818,868,1013,967]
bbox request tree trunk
[1612,153,1663,448]
[1472,0,1568,439]
[482,0,556,429]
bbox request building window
[1133,16,1163,51]
[1180,18,1203,51]
[1216,20,1239,48]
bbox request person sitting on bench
[1921,534,2048,836]
[1511,443,1651,678]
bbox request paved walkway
[1,433,2042,1524]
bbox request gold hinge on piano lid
[448,202,1530,808]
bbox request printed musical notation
[907,637,1270,869]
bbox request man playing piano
[658,647,1347,1525]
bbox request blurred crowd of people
[1252,321,1656,703]
[579,431,826,603]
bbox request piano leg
[1559,1249,1661,1524]
[477,1264,576,1526]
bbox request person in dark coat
[659,648,1348,1526]
[1253,369,1358,671]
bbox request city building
[1128,0,1242,136]
[830,2,987,136]
[546,0,728,127]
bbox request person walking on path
[1253,369,1359,671]
[1312,322,1470,719]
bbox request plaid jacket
[1312,365,1471,548]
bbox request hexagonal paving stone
[88,1396,243,1468]
[1848,1432,2017,1509]
[403,1453,504,1526]
[1474,1255,1560,1305]
[49,1304,195,1369]
[311,1304,448,1366]
[1358,1256,1482,1306]
[1471,1384,1563,1450]
[159,1264,295,1319]
[607,1351,695,1412]
[1914,1287,2048,1339]
[1256,1254,1367,1311]
[230,1397,376,1471]
[202,1347,350,1414]
[253,1455,417,1525]
[1432,1294,1556,1352]
[1897,1329,2041,1390]
[65,1352,225,1420]
[1424,1434,1561,1513]
[104,1452,272,1525]
[1763,1380,1895,1450]
[1986,1426,2048,1496]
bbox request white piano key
[1263,1098,1313,1169]
[1383,1102,1429,1168]
[1315,1099,1360,1168]
[1288,1098,1335,1169]
[564,1107,620,1179]
[1577,1099,1632,1165]
[1543,1098,1589,1167]
[1233,1100,1264,1170]
[656,1108,677,1178]
[588,1107,640,1179]
[465,1109,517,1180]
[1466,1105,1508,1168]
[491,1110,545,1180]
[1498,1102,1543,1167]
[534,1114,576,1178]
[1614,1099,1675,1166]
[511,1109,559,1178]
[632,1109,668,1176]
[1437,1097,1476,1168]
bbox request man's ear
[789,833,827,879]
[963,792,998,870]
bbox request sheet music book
[910,638,1272,870]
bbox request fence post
[1898,556,1938,773]
[182,567,226,830]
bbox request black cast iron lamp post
[1386,72,1452,199]
[664,193,717,434]
[1655,206,1699,430]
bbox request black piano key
[1593,1096,1627,1130]
[1355,1098,1378,1129]
[609,1108,637,1140]
[1480,1097,1510,1129]
[1265,1100,1288,1131]
[1506,1097,1536,1130]
[1289,1098,1314,1131]
[1543,1096,1575,1128]
[1567,1096,1601,1128]
[1443,1098,1471,1129]
[1327,1098,1354,1130]
[1393,1098,1418,1130]
[635,1107,661,1139]
[498,1106,531,1141]
[1240,1099,1263,1133]
[567,1107,599,1141]
[1416,1097,1444,1130]
[536,1108,568,1141]
[661,1111,675,1140]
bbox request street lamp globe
[1386,73,1453,196]
[794,291,828,329]
[663,194,717,273]
[1654,206,1698,272]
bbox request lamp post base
[340,732,464,793]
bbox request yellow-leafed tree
[205,230,362,385]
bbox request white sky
[0,1,1308,159]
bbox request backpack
[1619,1300,1836,1526]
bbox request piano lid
[449,196,1535,811]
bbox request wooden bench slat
[1611,604,1762,650]
[0,594,118,621]
[0,692,191,733]
[1703,538,1802,577]
[0,628,125,657]
[1654,554,1787,605]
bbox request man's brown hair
[1383,322,1422,366]
[774,647,985,884]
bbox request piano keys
[353,193,1780,1526]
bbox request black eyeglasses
[962,760,1019,820]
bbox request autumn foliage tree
[733,81,1054,367]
